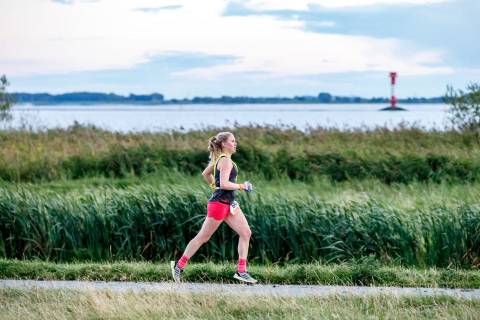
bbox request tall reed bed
[0,186,478,267]
[0,125,479,182]
[0,141,479,183]
[4,172,480,210]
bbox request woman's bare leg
[224,207,252,260]
[182,217,223,258]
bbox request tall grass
[2,288,479,320]
[0,139,479,183]
[0,186,478,267]
[0,125,479,183]
[4,172,480,210]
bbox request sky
[1,0,479,99]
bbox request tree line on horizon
[11,91,444,105]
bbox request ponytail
[208,132,233,162]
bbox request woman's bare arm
[218,157,243,190]
[202,162,215,185]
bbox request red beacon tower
[381,71,406,111]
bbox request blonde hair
[208,132,233,162]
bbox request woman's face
[222,134,237,154]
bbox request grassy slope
[1,259,479,288]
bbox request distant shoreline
[11,92,444,105]
[13,101,446,106]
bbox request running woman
[171,132,257,284]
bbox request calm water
[4,103,451,132]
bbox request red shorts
[207,201,230,221]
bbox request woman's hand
[239,181,253,192]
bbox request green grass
[3,171,480,210]
[2,124,479,156]
[1,259,480,288]
[1,125,479,183]
[1,185,479,266]
[1,287,479,319]
[1,126,479,318]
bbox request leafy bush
[446,83,480,133]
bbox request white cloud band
[0,0,452,79]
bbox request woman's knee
[239,227,252,239]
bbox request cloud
[133,5,183,13]
[239,0,452,11]
[51,0,75,5]
[172,32,452,79]
[51,0,99,5]
[309,21,335,27]
[1,0,451,80]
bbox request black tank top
[208,155,238,204]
